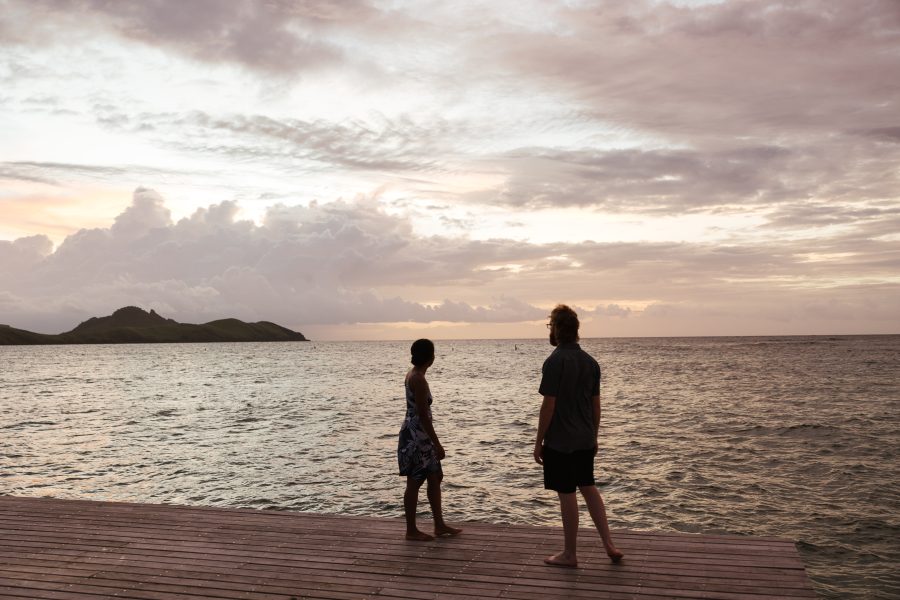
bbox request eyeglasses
[546,322,553,329]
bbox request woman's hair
[550,304,579,343]
[410,338,435,366]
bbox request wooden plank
[0,516,803,567]
[0,495,816,599]
[0,515,804,555]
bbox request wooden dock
[0,495,816,599]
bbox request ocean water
[1,336,898,599]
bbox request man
[534,304,623,567]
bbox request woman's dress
[397,379,442,480]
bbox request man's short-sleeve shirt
[539,342,601,453]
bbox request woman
[398,338,462,541]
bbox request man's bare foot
[606,546,624,563]
[434,523,462,537]
[543,551,578,568]
[405,529,435,541]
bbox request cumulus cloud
[586,304,633,318]
[0,189,551,332]
[110,187,172,239]
[2,189,897,337]
[0,235,53,277]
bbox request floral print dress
[397,379,442,480]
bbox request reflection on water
[1,336,898,599]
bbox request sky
[1,0,898,340]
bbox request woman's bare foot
[606,546,624,563]
[434,523,462,537]
[405,529,435,541]
[543,551,578,568]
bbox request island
[0,306,308,345]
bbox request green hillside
[0,307,308,345]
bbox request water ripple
[0,336,898,599]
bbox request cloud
[763,203,900,230]
[461,133,900,221]
[5,0,897,224]
[0,189,552,332]
[436,0,900,219]
[474,145,792,211]
[2,188,897,337]
[0,234,53,275]
[0,166,59,186]
[0,0,369,73]
[85,109,462,175]
[586,304,633,318]
[110,187,172,239]
[481,0,900,141]
[858,127,900,144]
[0,161,195,187]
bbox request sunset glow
[2,0,898,339]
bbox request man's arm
[533,395,556,464]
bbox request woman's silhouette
[398,339,462,540]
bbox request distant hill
[0,306,308,345]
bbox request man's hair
[410,338,435,366]
[550,304,579,343]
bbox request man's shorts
[542,445,596,494]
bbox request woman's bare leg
[404,477,433,540]
[544,491,579,567]
[427,471,461,536]
[579,485,623,562]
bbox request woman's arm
[410,373,445,459]
[592,393,601,446]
